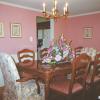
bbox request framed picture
[0,23,4,37]
[84,27,92,39]
[11,23,21,37]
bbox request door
[36,17,54,60]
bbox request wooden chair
[86,53,100,88]
[74,46,84,58]
[17,49,35,66]
[17,49,35,78]
[85,53,100,100]
[50,54,91,99]
[40,48,48,60]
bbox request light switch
[29,36,33,42]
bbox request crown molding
[0,1,42,12]
[69,11,100,18]
[0,1,100,17]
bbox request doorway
[36,16,54,60]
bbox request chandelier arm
[42,0,69,20]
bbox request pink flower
[48,47,53,53]
[55,55,62,62]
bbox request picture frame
[84,27,92,39]
[11,23,21,37]
[0,23,4,37]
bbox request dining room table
[17,60,72,100]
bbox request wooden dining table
[17,61,72,100]
[37,61,72,100]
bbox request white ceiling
[0,0,100,16]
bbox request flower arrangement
[42,33,75,64]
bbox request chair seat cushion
[50,78,83,95]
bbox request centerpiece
[42,33,75,64]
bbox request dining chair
[87,53,100,88]
[17,49,36,78]
[0,53,44,100]
[74,46,84,58]
[17,48,35,68]
[40,48,48,60]
[50,53,91,100]
[80,48,97,87]
[84,53,100,100]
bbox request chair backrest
[17,49,35,63]
[70,53,91,93]
[40,48,48,59]
[74,46,83,58]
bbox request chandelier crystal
[42,0,69,20]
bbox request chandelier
[42,0,69,20]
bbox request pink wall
[0,4,100,54]
[55,13,100,51]
[0,4,41,54]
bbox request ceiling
[0,0,100,16]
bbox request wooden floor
[0,87,100,100]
